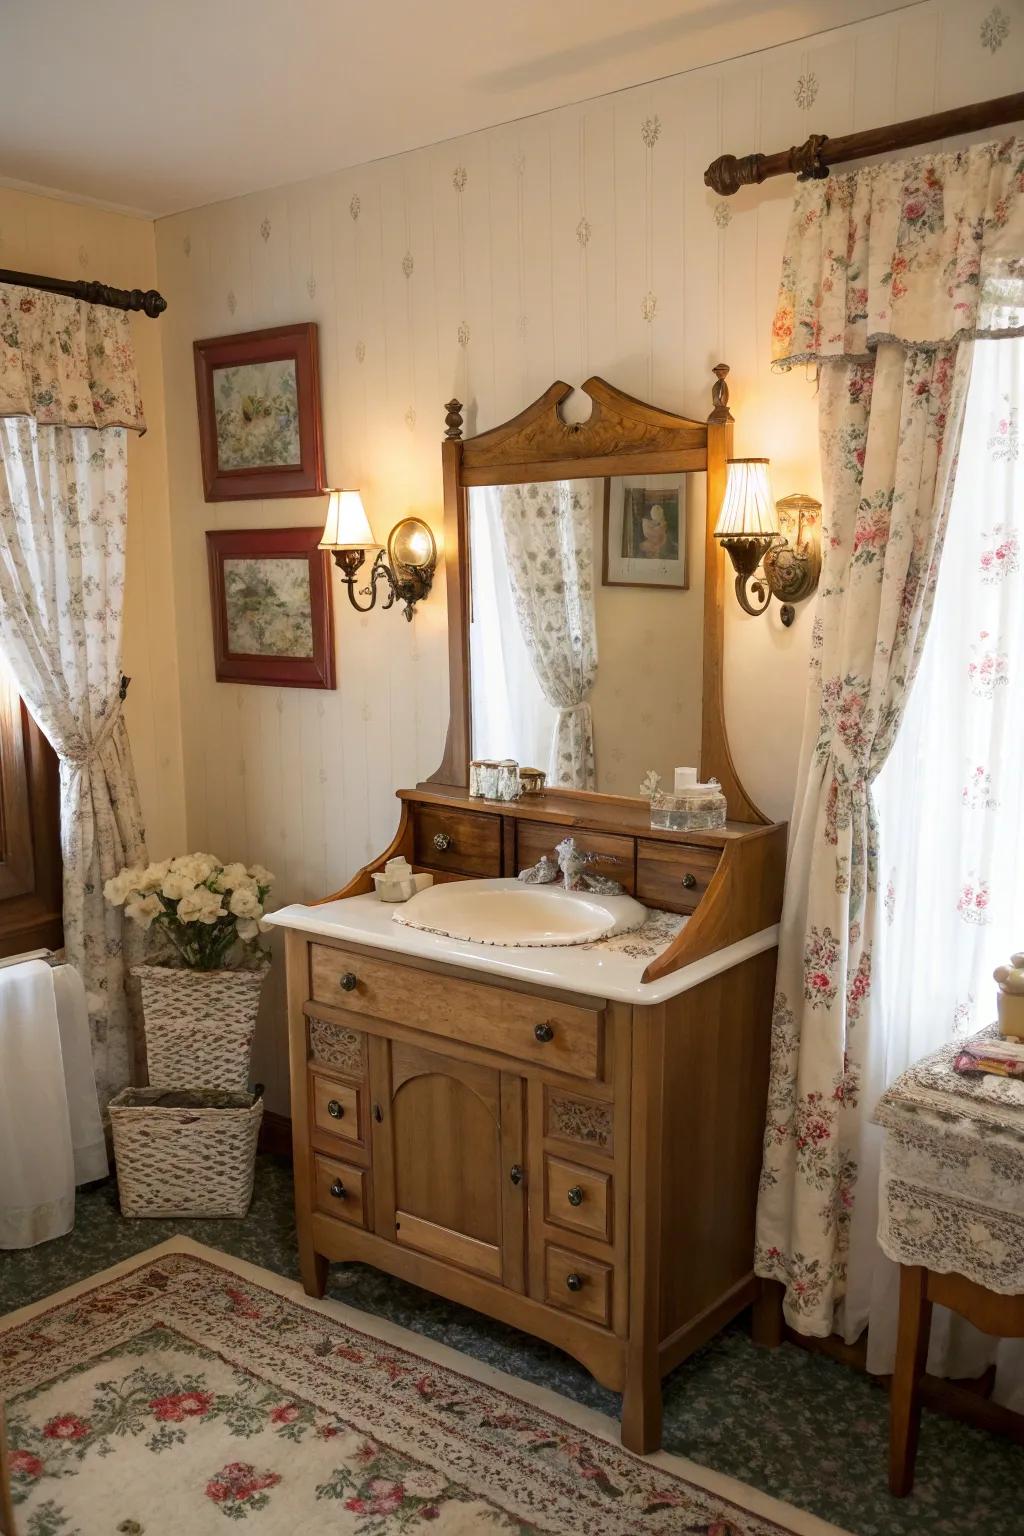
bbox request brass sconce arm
[716,491,822,626]
[331,543,435,622]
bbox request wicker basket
[133,964,267,1091]
[109,1086,263,1218]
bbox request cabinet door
[369,1037,525,1289]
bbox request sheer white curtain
[853,337,1024,1405]
[469,487,558,771]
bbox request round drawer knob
[509,1164,524,1186]
[327,1099,344,1120]
[567,1185,584,1207]
[565,1272,584,1293]
[339,972,358,992]
[433,831,453,852]
[681,872,698,890]
[329,1179,346,1200]
[534,1022,555,1043]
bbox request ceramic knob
[682,872,697,889]
[327,1099,344,1119]
[565,1272,584,1292]
[340,972,358,991]
[509,1164,523,1186]
[567,1185,584,1207]
[433,831,453,852]
[534,1022,555,1043]
[329,1179,346,1199]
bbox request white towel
[0,957,107,1249]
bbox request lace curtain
[0,284,148,1106]
[498,481,598,789]
[755,138,1024,1337]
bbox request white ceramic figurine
[994,951,1024,1040]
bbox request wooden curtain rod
[705,91,1024,197]
[0,267,167,318]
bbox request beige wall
[146,0,1017,1106]
[0,186,187,859]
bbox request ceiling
[2,0,919,219]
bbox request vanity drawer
[310,944,603,1079]
[636,840,721,914]
[516,821,636,894]
[313,1152,369,1228]
[544,1154,612,1243]
[544,1244,612,1328]
[413,805,502,876]
[311,1071,363,1145]
[307,1015,367,1078]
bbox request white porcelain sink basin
[392,877,647,948]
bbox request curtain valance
[772,136,1024,369]
[0,284,145,432]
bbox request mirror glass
[468,473,705,796]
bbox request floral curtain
[498,481,598,788]
[0,284,148,1107]
[755,138,1024,1336]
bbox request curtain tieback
[61,698,124,770]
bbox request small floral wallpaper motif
[576,217,592,247]
[226,290,237,315]
[77,245,89,269]
[404,406,416,431]
[640,291,657,323]
[457,321,470,348]
[794,72,819,111]
[306,274,316,299]
[401,251,414,278]
[516,313,529,338]
[258,217,271,242]
[349,194,360,221]
[182,235,191,257]
[980,5,1010,53]
[452,166,467,192]
[640,114,661,149]
[354,340,365,364]
[714,201,732,229]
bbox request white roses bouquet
[104,854,274,971]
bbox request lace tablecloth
[872,1028,1024,1293]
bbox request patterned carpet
[2,1157,1022,1536]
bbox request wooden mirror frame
[426,366,767,825]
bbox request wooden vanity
[272,370,786,1454]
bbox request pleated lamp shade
[319,489,378,550]
[715,459,779,539]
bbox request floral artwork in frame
[602,473,688,588]
[206,527,335,689]
[194,323,326,500]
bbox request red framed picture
[206,528,335,689]
[194,323,325,501]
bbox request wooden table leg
[751,1278,785,1348]
[889,1264,933,1497]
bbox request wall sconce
[714,459,821,626]
[319,490,437,622]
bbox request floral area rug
[0,1239,849,1534]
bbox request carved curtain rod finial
[444,399,464,440]
[704,153,767,197]
[708,363,733,425]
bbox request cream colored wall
[0,186,186,858]
[152,0,1020,1107]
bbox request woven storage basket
[109,1086,263,1218]
[133,964,267,1091]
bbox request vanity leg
[621,1351,663,1455]
[889,1264,932,1497]
[299,1245,329,1300]
[751,1278,785,1348]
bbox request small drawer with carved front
[636,840,721,914]
[544,1244,613,1328]
[544,1154,612,1243]
[311,1072,363,1146]
[413,805,502,876]
[313,1152,369,1228]
[307,1015,367,1078]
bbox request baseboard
[258,1110,293,1158]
